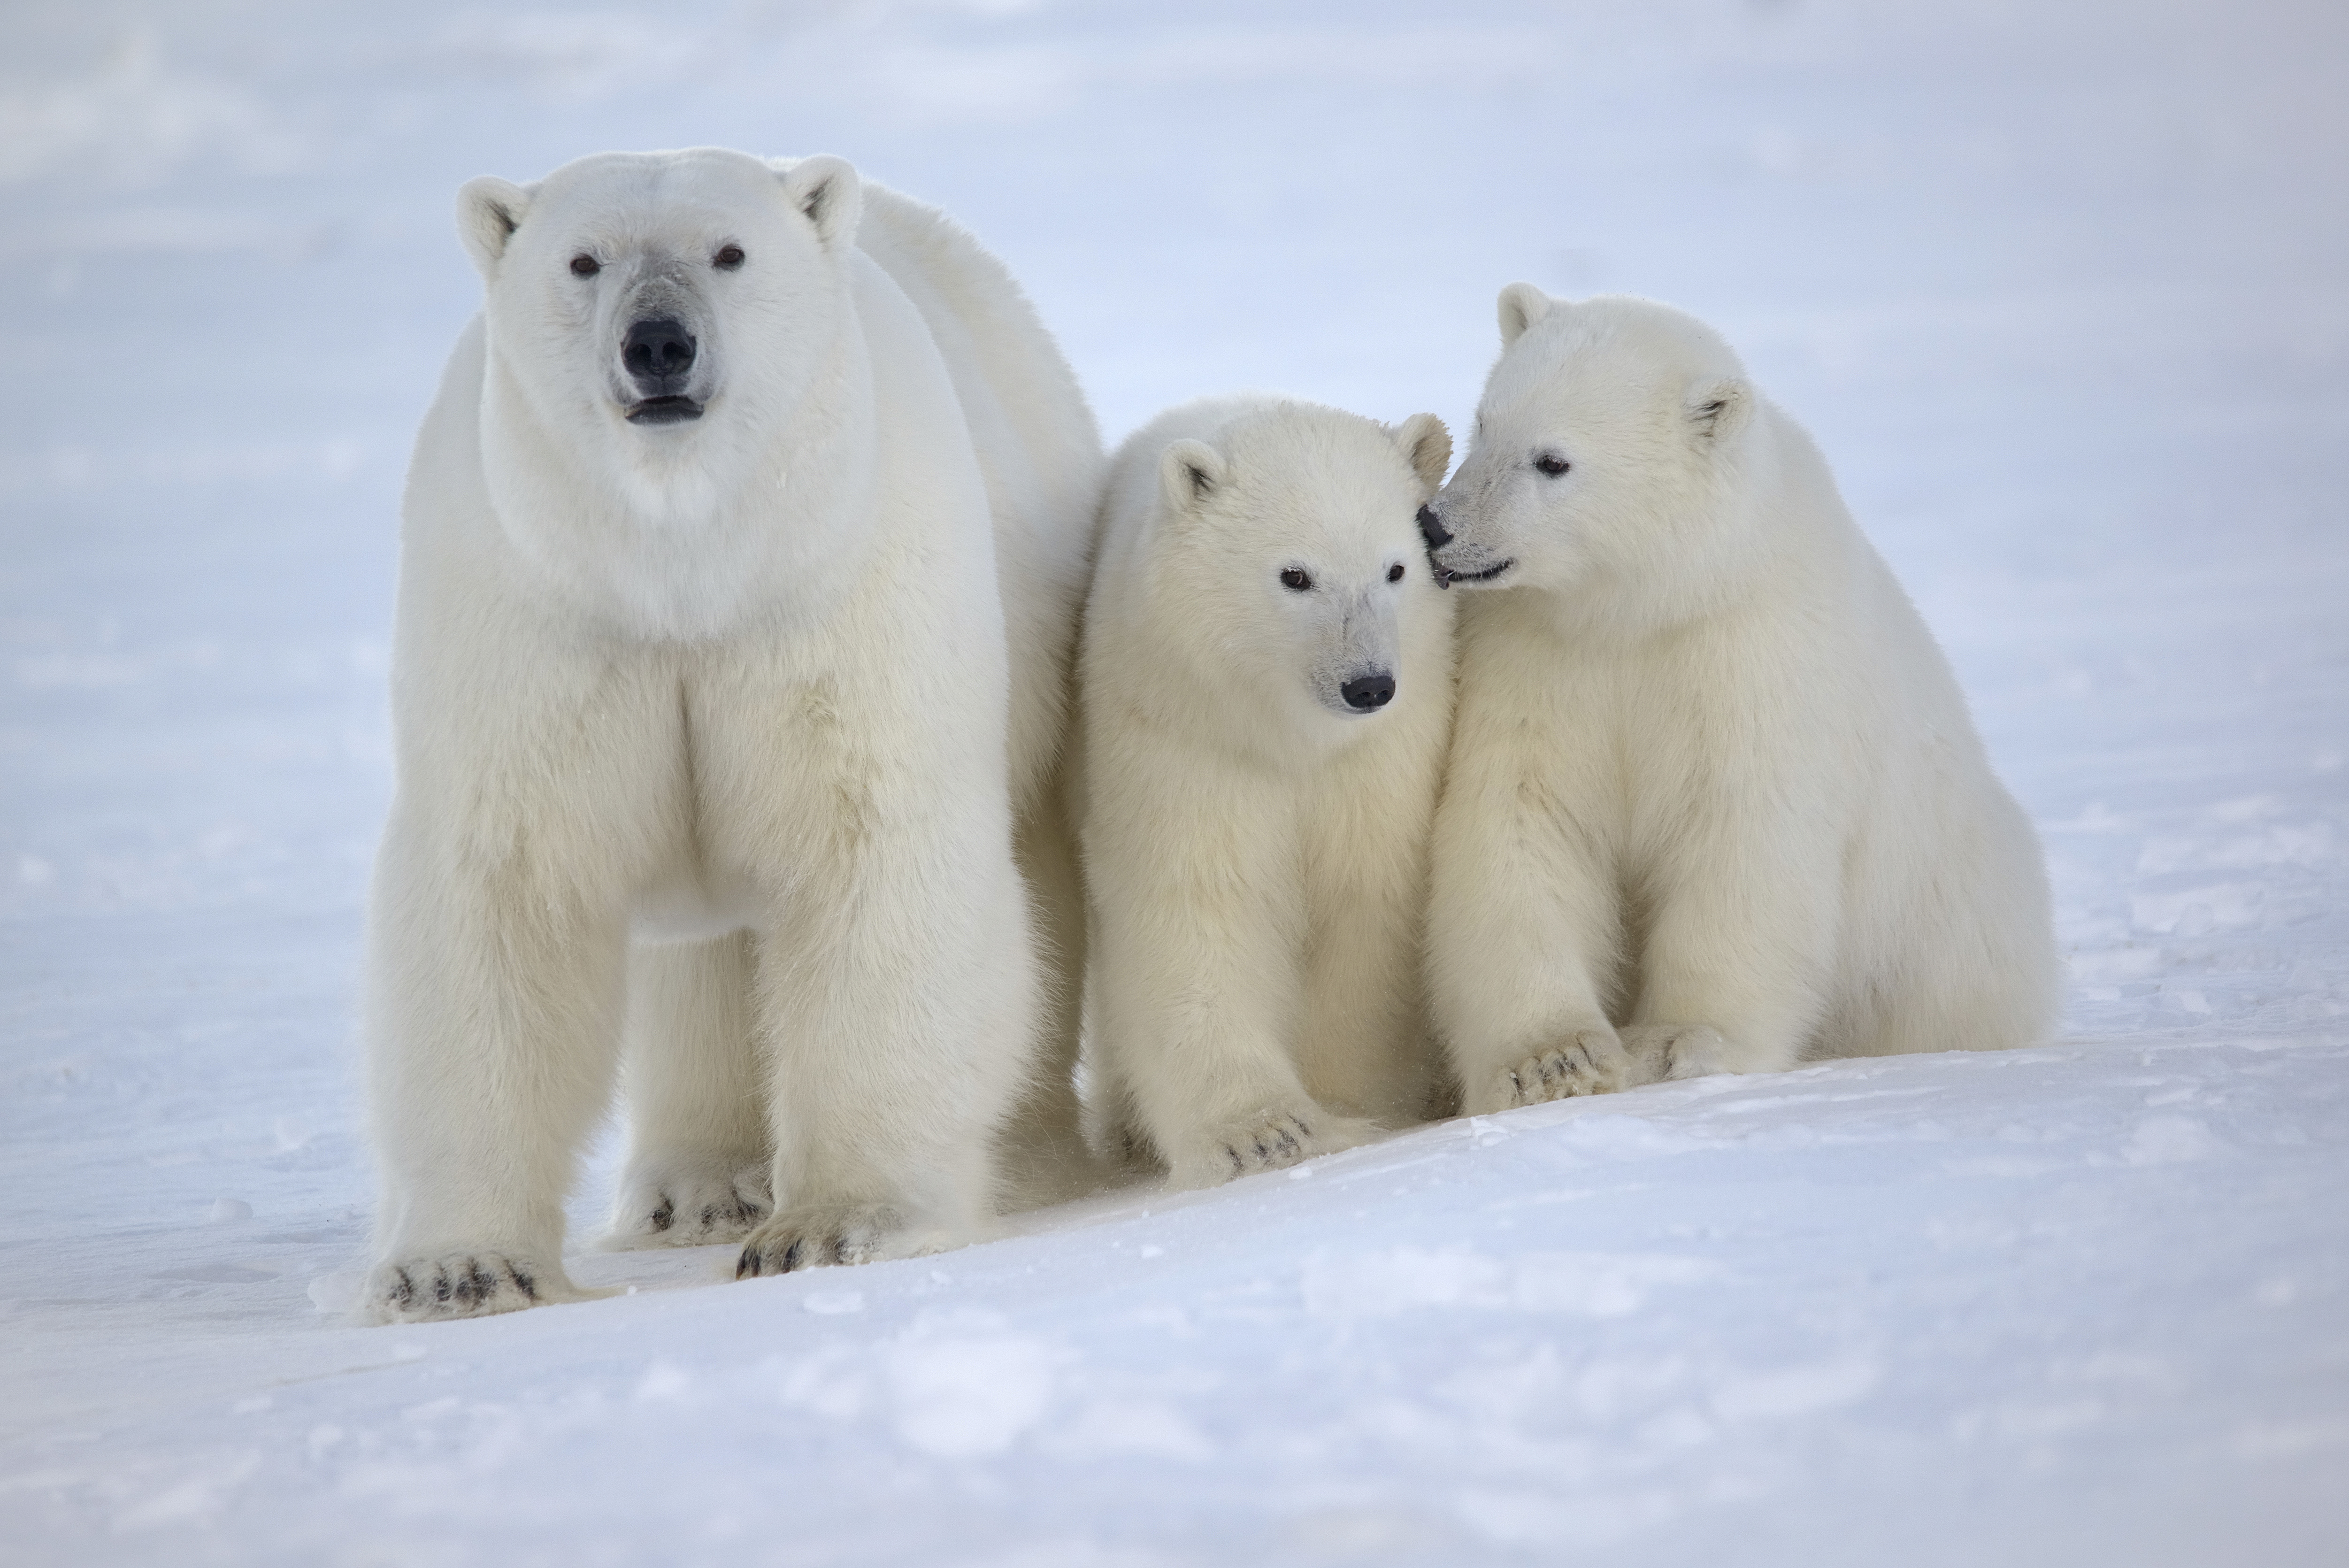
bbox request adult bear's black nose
[1417,505,1452,551]
[1341,672,1397,712]
[623,318,697,389]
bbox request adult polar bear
[364,148,1100,1322]
[1420,289,2056,1112]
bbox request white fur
[1080,397,1457,1189]
[363,148,1101,1322]
[1424,290,2057,1114]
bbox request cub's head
[1150,404,1451,731]
[1419,288,1758,622]
[457,147,861,499]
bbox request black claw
[1226,1145,1244,1177]
[700,1204,720,1230]
[1289,1116,1313,1140]
[782,1238,805,1272]
[649,1196,675,1232]
[506,1262,538,1301]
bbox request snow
[2,0,2345,1562]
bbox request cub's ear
[777,155,863,248]
[1391,412,1451,498]
[1158,439,1227,515]
[1497,282,1554,347]
[1686,377,1753,445]
[456,177,534,279]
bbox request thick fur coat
[1421,289,2057,1113]
[1080,397,1457,1188]
[364,148,1100,1322]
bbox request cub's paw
[1620,1023,1733,1085]
[365,1251,563,1324]
[1474,1027,1631,1114]
[1166,1107,1376,1191]
[737,1203,935,1277]
[606,1159,771,1249]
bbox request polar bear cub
[1420,289,2057,1112]
[363,148,1100,1322]
[1082,397,1457,1187]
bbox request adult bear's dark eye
[1387,562,1405,583]
[714,245,745,270]
[1280,568,1313,592]
[569,254,600,277]
[1535,453,1570,476]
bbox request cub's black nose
[1341,672,1397,711]
[623,318,697,390]
[1417,505,1452,551]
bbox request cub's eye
[1279,568,1313,592]
[569,254,600,277]
[714,244,746,270]
[1386,562,1406,583]
[1534,453,1571,476]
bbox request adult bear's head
[457,147,863,529]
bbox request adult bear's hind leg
[607,932,773,1249]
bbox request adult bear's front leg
[363,806,630,1322]
[734,771,1037,1276]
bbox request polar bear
[362,148,1101,1322]
[1419,289,2057,1113]
[1080,397,1458,1188]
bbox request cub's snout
[1415,502,1512,587]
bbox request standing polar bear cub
[1421,289,2056,1112]
[1083,398,1457,1188]
[364,148,1100,1322]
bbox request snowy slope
[3,1,2345,1563]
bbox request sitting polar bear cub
[1082,397,1457,1188]
[363,148,1101,1322]
[1420,289,2056,1111]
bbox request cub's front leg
[1428,712,1632,1115]
[1630,802,1842,1079]
[1087,749,1371,1190]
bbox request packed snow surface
[3,1,2344,1563]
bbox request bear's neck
[478,330,878,645]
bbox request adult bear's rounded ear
[1159,439,1227,515]
[457,177,534,280]
[1391,413,1452,498]
[1686,377,1753,446]
[1497,282,1554,347]
[777,155,863,248]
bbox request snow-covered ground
[3,1,2345,1562]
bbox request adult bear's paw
[364,1251,566,1324]
[1166,1106,1376,1190]
[606,1158,771,1249]
[1475,1027,1630,1113]
[736,1203,939,1276]
[1620,1023,1733,1085]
